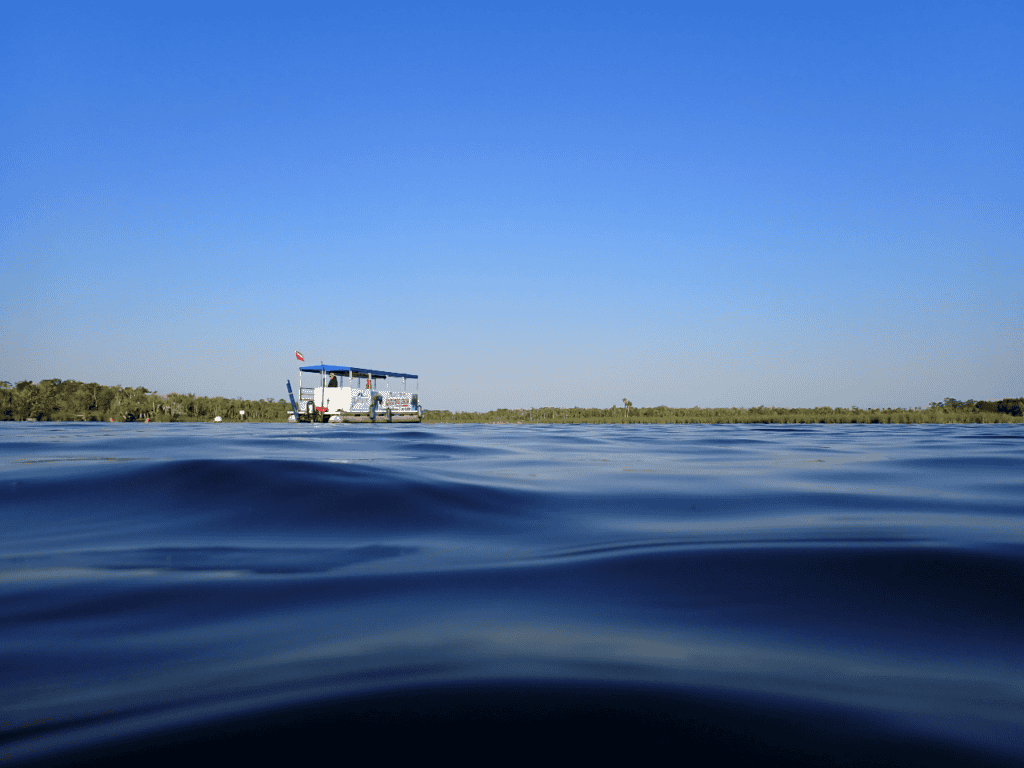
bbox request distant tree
[997,398,1024,417]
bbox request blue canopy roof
[299,365,418,379]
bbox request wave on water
[1,422,1022,765]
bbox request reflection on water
[1,422,1022,765]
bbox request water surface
[2,422,1022,765]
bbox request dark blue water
[2,422,1022,765]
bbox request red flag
[295,351,304,362]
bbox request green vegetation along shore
[0,380,290,422]
[2,381,1022,424]
[423,398,1024,424]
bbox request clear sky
[3,2,1021,411]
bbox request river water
[1,422,1022,765]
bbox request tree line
[424,398,1024,424]
[0,380,290,422]
[3,380,1022,424]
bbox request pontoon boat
[286,365,421,423]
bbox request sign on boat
[286,365,422,423]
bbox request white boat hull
[297,385,422,423]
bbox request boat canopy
[299,365,418,380]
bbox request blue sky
[3,2,1021,410]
